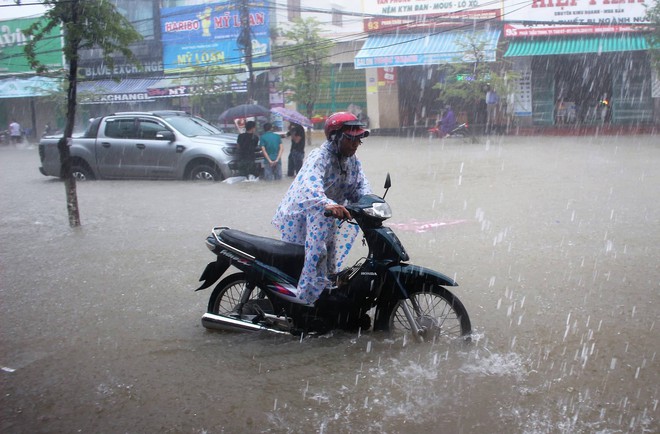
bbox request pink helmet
[324,112,370,140]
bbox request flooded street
[1,134,658,433]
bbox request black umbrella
[217,103,270,123]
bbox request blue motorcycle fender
[195,256,231,291]
[386,263,458,299]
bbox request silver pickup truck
[38,111,261,181]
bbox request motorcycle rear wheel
[207,273,273,315]
[377,286,471,341]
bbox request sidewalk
[369,123,658,137]
[507,123,658,136]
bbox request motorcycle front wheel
[207,273,273,315]
[376,286,471,341]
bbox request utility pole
[238,0,254,103]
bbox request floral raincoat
[272,140,371,305]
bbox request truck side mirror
[156,130,175,142]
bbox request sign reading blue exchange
[160,1,270,74]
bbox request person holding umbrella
[286,123,305,177]
[236,120,259,178]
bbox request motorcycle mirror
[383,173,391,199]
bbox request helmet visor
[342,121,369,139]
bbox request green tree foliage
[23,0,142,227]
[433,33,517,125]
[188,66,242,119]
[275,18,333,124]
[645,2,660,72]
[433,34,491,113]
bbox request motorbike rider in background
[271,112,371,306]
[439,105,456,137]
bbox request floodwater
[1,134,658,433]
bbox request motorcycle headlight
[364,202,392,220]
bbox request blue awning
[354,29,501,69]
[146,72,257,98]
[0,76,62,98]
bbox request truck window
[137,119,168,139]
[105,118,138,139]
[84,117,102,138]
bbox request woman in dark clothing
[286,123,305,177]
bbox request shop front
[505,35,654,126]
[502,0,657,127]
[0,15,63,139]
[355,1,502,131]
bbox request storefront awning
[0,76,62,98]
[354,29,501,69]
[77,78,163,104]
[146,72,257,98]
[504,35,650,57]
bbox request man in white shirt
[9,120,22,145]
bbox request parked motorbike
[195,175,472,342]
[428,122,470,139]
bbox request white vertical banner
[652,68,660,99]
[511,57,532,117]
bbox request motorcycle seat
[219,229,305,280]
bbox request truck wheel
[190,164,220,181]
[72,164,94,181]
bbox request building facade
[1,0,657,137]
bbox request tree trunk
[60,4,81,228]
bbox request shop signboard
[377,67,397,86]
[0,17,63,74]
[146,80,247,98]
[362,0,500,32]
[160,1,271,73]
[78,58,164,80]
[503,0,653,37]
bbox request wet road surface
[1,134,658,433]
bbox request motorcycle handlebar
[324,205,357,219]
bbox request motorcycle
[194,175,472,343]
[428,122,470,139]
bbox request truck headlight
[223,146,237,156]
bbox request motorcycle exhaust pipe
[201,312,290,335]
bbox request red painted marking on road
[388,219,468,233]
